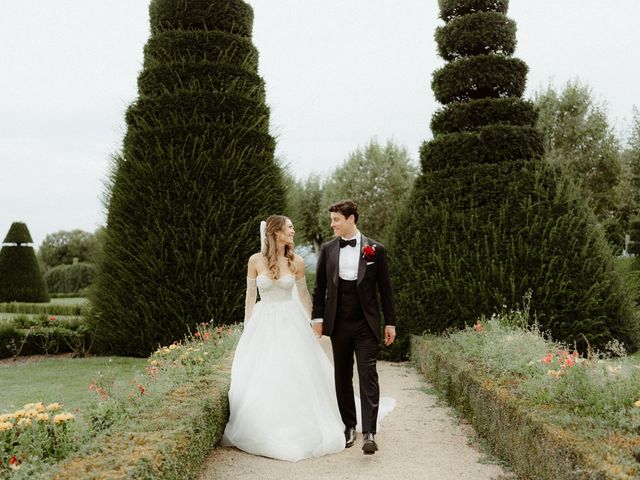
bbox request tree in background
[0,222,49,302]
[38,229,99,270]
[287,173,326,254]
[321,139,417,244]
[623,107,640,219]
[534,80,633,251]
[389,0,639,359]
[90,0,285,356]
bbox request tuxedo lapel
[357,234,368,285]
[329,238,340,287]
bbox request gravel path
[199,338,514,480]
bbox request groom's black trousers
[331,279,379,434]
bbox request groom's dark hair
[328,199,359,223]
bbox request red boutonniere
[362,244,376,261]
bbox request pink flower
[474,321,483,332]
[542,354,553,364]
[194,332,201,337]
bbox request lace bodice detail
[257,274,295,303]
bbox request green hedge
[3,222,33,244]
[138,62,266,100]
[50,329,239,479]
[432,54,528,104]
[143,30,259,72]
[411,336,625,479]
[92,0,285,356]
[0,246,49,303]
[430,98,537,135]
[439,0,509,22]
[436,11,516,61]
[629,217,640,255]
[125,91,270,132]
[149,0,254,37]
[0,323,92,359]
[390,161,639,357]
[421,124,543,171]
[0,302,85,316]
[44,263,95,294]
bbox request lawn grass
[0,356,148,415]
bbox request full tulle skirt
[221,299,345,462]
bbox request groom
[311,199,396,455]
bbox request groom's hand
[384,326,396,346]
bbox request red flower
[49,315,57,322]
[362,244,376,261]
[194,332,201,337]
[542,354,553,364]
[9,455,19,467]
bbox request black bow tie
[339,238,357,248]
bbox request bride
[221,215,345,461]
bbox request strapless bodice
[257,274,295,303]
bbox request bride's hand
[311,323,323,338]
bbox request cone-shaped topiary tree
[388,0,639,358]
[90,0,286,356]
[0,222,49,302]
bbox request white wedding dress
[221,274,345,462]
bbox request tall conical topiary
[90,0,286,356]
[389,0,639,358]
[0,222,49,302]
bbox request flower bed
[1,323,240,479]
[411,305,640,480]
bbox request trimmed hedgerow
[436,11,516,61]
[44,263,96,294]
[430,97,537,135]
[91,0,285,356]
[432,54,528,104]
[439,0,509,22]
[421,124,543,171]
[388,0,639,359]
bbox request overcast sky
[1,1,639,247]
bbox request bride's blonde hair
[263,215,297,279]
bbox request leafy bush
[0,303,85,316]
[91,0,285,356]
[43,263,95,294]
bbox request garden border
[411,335,624,480]
[51,352,233,480]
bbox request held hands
[311,322,323,338]
[384,326,396,346]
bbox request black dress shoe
[362,432,378,454]
[344,427,356,448]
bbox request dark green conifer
[0,222,49,302]
[389,0,639,358]
[90,0,285,356]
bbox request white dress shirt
[338,230,360,281]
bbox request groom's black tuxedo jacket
[311,235,395,339]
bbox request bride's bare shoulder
[248,252,265,265]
